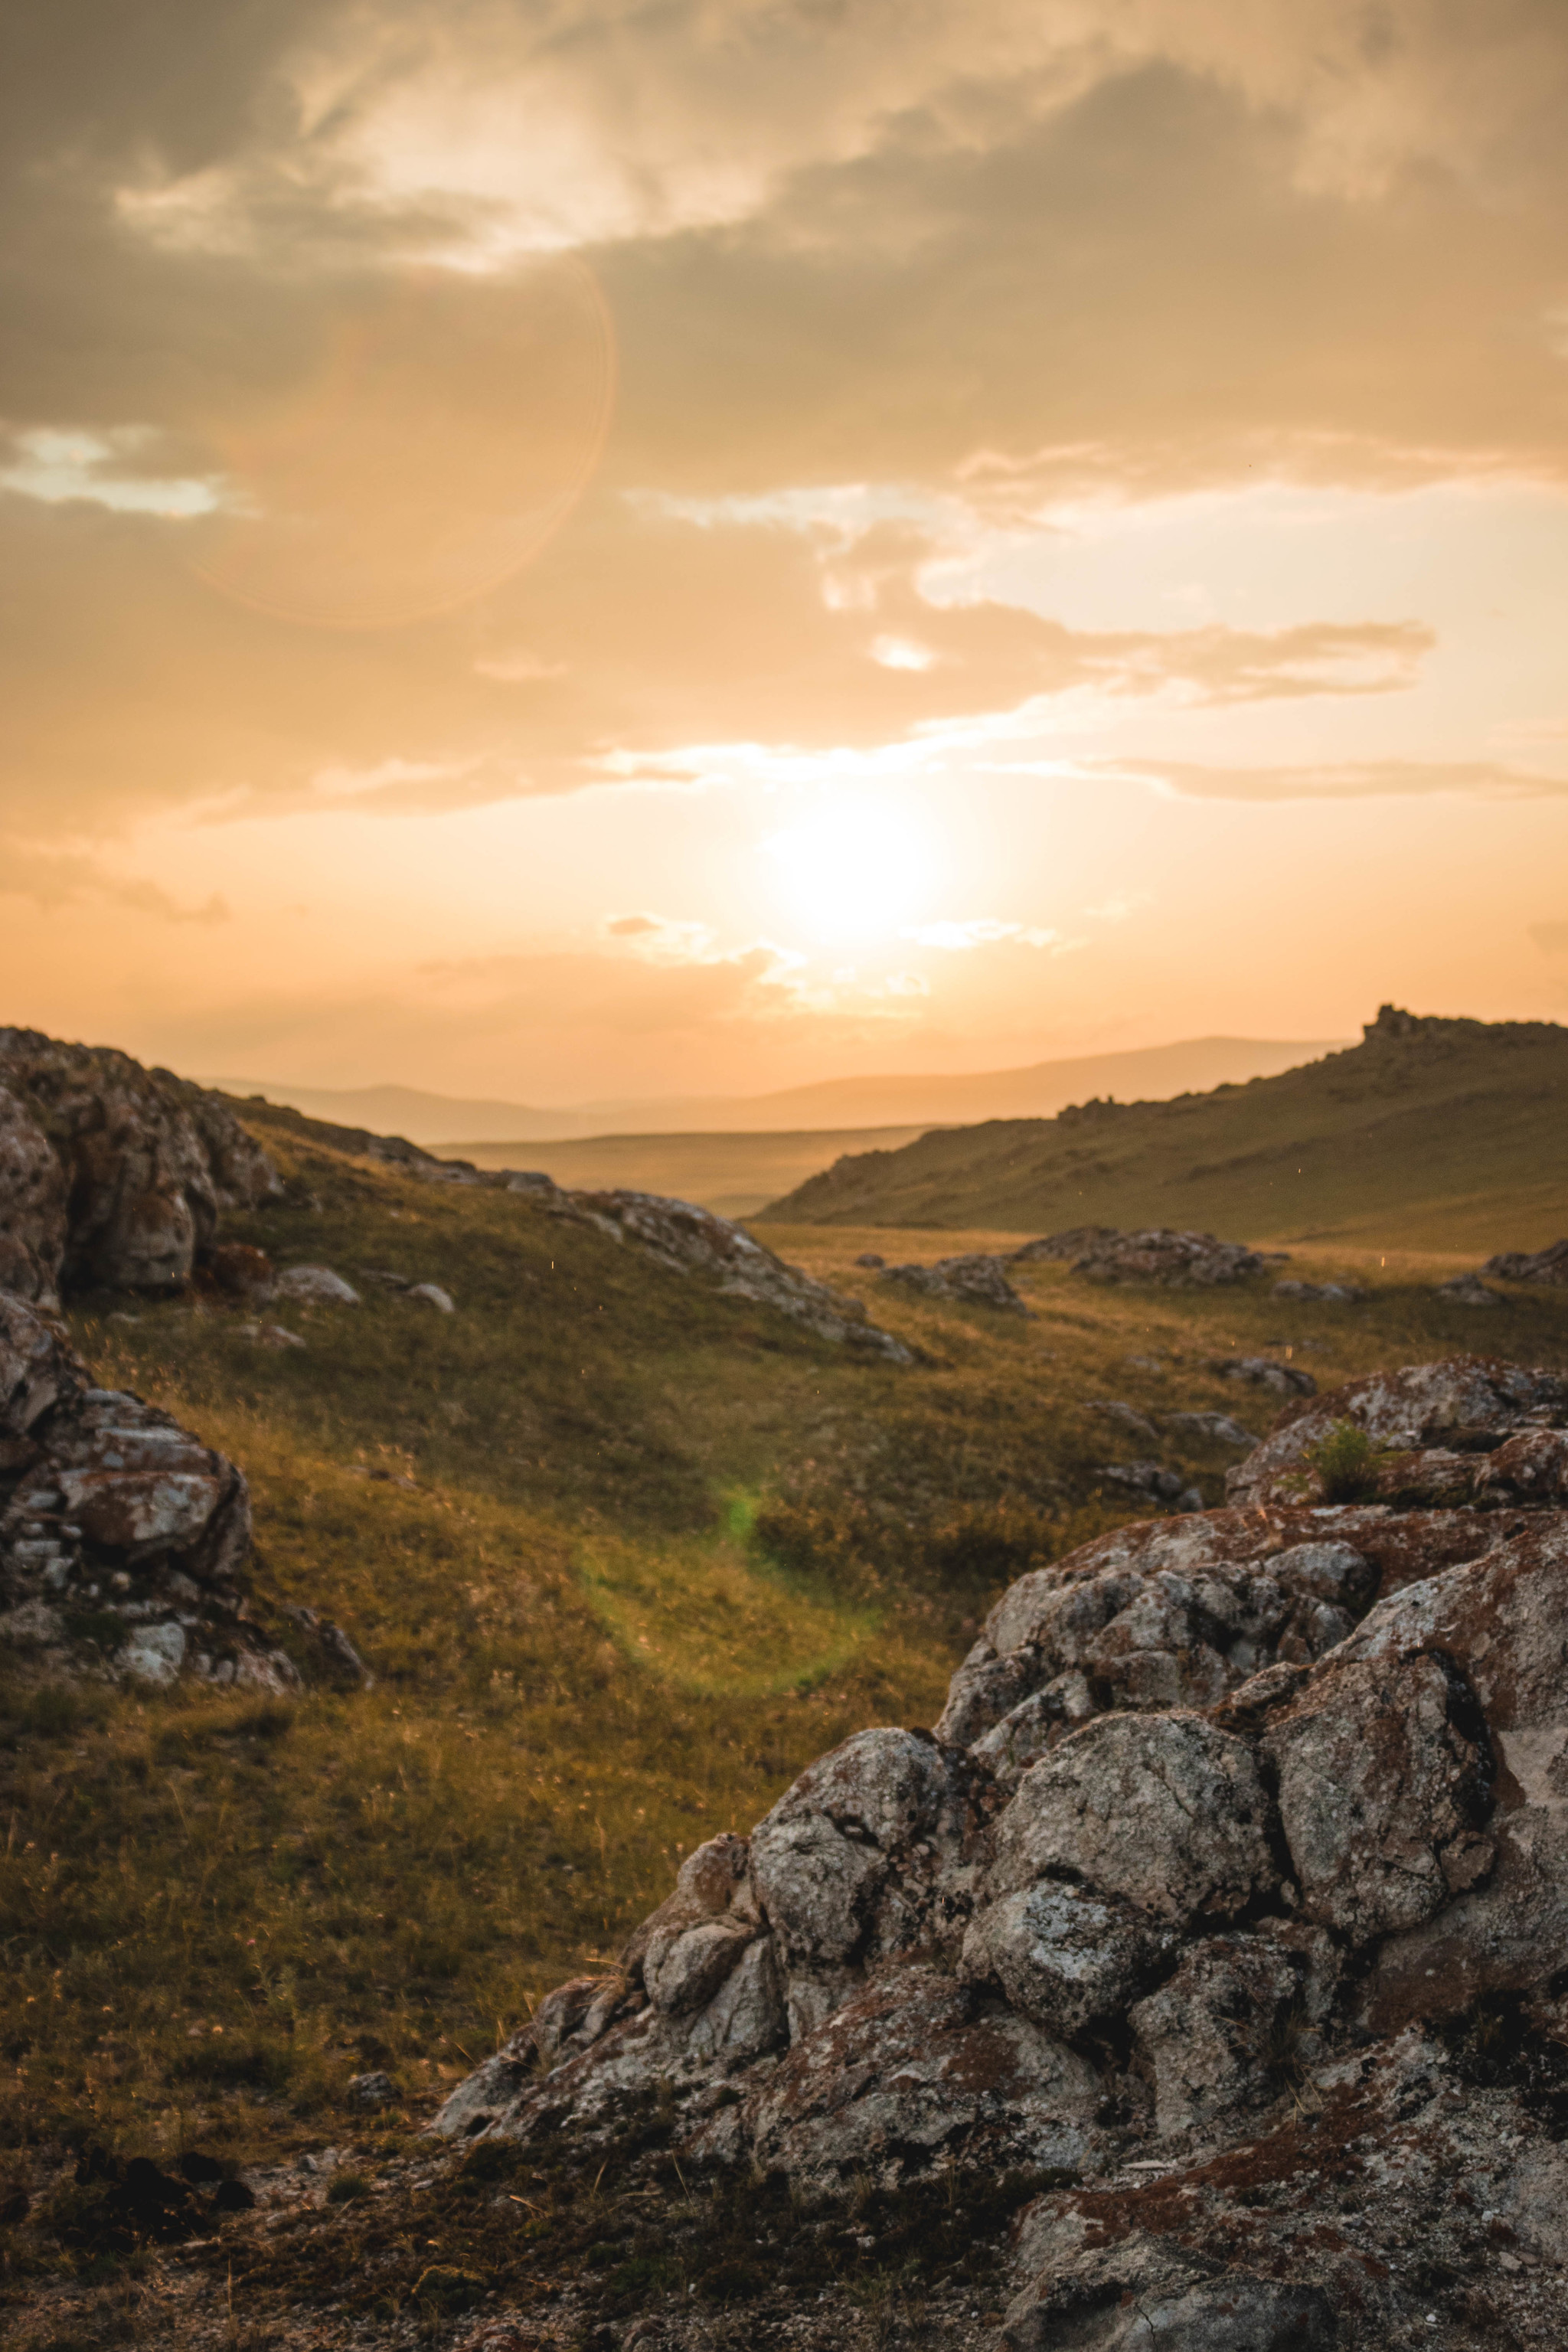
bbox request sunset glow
[5,4,1568,1102]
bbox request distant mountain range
[198,1035,1341,1147]
[762,1007,1568,1254]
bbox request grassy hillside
[764,1009,1568,1251]
[5,1096,1568,2341]
[448,1123,937,1216]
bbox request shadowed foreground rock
[0,1289,299,1692]
[440,1354,1568,2347]
[0,1029,279,1302]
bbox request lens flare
[191,258,613,629]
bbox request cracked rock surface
[439,1354,1568,2347]
[0,1029,279,1302]
[0,1287,298,1693]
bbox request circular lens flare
[191,257,614,629]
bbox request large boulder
[0,1290,296,1693]
[436,1357,1568,2347]
[0,1031,279,1300]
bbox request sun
[761,798,938,945]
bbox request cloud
[0,839,227,922]
[1530,921,1568,956]
[1122,758,1568,802]
[0,488,1439,837]
[905,919,1061,951]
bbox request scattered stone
[199,1242,275,1302]
[1273,1278,1367,1302]
[1158,1410,1255,1446]
[1010,1226,1119,1264]
[273,1264,361,1305]
[0,1030,278,1302]
[878,1254,1031,1315]
[407,1282,455,1312]
[1481,1236,1568,1285]
[1020,1227,1267,1287]
[1089,1400,1159,1443]
[1209,1354,1317,1396]
[1437,1272,1504,1308]
[346,2071,397,2109]
[282,1606,374,1687]
[1096,1461,1202,1511]
[854,1251,885,1268]
[237,1322,306,1350]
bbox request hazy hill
[762,1007,1568,1252]
[446,1124,936,1217]
[198,1033,1337,1146]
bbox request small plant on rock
[1305,1419,1382,1504]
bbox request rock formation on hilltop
[0,1028,279,1303]
[439,1354,1568,2349]
[0,1289,301,1692]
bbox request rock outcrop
[1227,1353,1568,1508]
[0,1289,296,1692]
[1012,1227,1269,1287]
[878,1254,1032,1315]
[1482,1237,1568,1285]
[563,1189,913,1360]
[439,1354,1568,2347]
[0,1031,279,1302]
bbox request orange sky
[5,2,1568,1103]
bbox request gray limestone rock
[962,1882,1175,2037]
[987,1712,1276,1927]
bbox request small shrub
[1305,1419,1380,1504]
[325,2169,371,2205]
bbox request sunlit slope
[763,1011,1568,1250]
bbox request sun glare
[762,799,938,944]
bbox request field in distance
[447,1124,936,1216]
[766,1008,1568,1254]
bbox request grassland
[447,1124,936,1217]
[3,1102,1567,2338]
[766,1013,1568,1251]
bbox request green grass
[2,1102,1566,2305]
[764,1012,1568,1250]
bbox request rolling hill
[762,1006,1568,1253]
[196,1032,1337,1146]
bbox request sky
[5,0,1568,1105]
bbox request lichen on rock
[436,1352,1568,2344]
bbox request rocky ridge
[438,1353,1568,2349]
